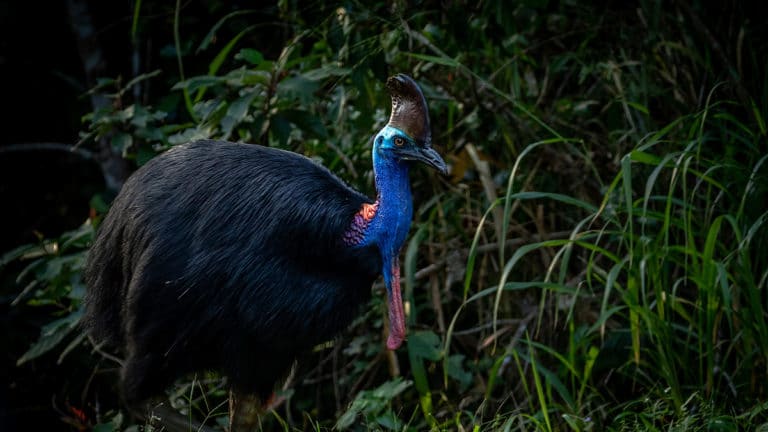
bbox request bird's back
[84,140,381,401]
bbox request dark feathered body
[84,139,381,402]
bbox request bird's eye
[394,137,405,147]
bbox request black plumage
[84,140,381,403]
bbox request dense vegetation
[2,1,767,430]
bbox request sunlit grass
[455,103,768,430]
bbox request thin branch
[66,0,129,191]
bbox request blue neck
[363,127,414,257]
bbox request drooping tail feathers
[82,213,126,347]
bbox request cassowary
[83,74,446,430]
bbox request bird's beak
[398,146,448,175]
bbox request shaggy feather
[83,140,381,402]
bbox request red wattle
[386,262,406,350]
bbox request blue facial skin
[352,122,445,349]
[360,124,415,349]
[359,125,415,264]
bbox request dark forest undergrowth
[2,1,768,430]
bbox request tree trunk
[66,0,128,192]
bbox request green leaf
[92,412,123,432]
[111,133,133,155]
[751,98,767,135]
[236,48,264,65]
[168,126,210,145]
[375,411,400,430]
[280,109,328,138]
[196,10,257,53]
[223,67,271,86]
[408,330,442,361]
[336,378,412,430]
[208,26,254,76]
[173,76,227,93]
[269,114,292,147]
[193,26,257,103]
[301,65,350,81]
[446,354,473,389]
[404,52,461,68]
[130,0,141,41]
[276,75,319,105]
[626,101,649,115]
[371,377,412,399]
[0,243,40,269]
[221,91,258,139]
[123,70,162,94]
[630,149,663,165]
[17,310,83,366]
[136,145,157,166]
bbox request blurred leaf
[17,309,83,366]
[173,76,228,93]
[57,331,86,365]
[221,91,258,139]
[136,146,156,166]
[302,65,350,81]
[269,113,292,147]
[626,101,649,115]
[92,412,123,432]
[281,109,328,138]
[236,48,264,65]
[194,26,257,103]
[336,378,412,430]
[122,70,162,95]
[130,0,141,40]
[223,68,271,86]
[197,9,257,53]
[707,417,738,432]
[751,99,767,136]
[446,354,473,389]
[277,75,319,105]
[375,411,400,430]
[1,244,39,269]
[168,126,210,145]
[404,52,461,68]
[111,133,133,155]
[208,26,255,76]
[408,330,442,361]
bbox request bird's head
[367,74,447,351]
[373,74,448,174]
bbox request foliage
[3,0,768,430]
[2,222,92,366]
[335,377,413,430]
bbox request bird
[82,74,446,431]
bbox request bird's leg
[228,390,261,432]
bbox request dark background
[1,2,92,428]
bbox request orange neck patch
[343,201,380,246]
[359,202,379,222]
